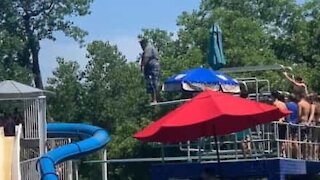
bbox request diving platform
[85,122,320,180]
[219,64,292,73]
[151,158,320,180]
[148,122,320,180]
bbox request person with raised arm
[283,72,308,97]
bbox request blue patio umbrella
[208,24,226,70]
[163,67,239,93]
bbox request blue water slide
[38,123,111,180]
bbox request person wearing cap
[139,39,161,103]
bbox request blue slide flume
[38,123,111,180]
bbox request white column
[102,149,108,180]
[38,96,47,156]
[68,139,73,180]
[75,161,79,180]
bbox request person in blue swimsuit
[286,94,299,158]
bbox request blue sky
[40,0,200,83]
[40,0,305,83]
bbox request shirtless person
[308,94,320,160]
[271,91,288,157]
[298,94,311,159]
[283,72,308,97]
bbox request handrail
[155,121,320,162]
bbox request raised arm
[283,72,296,84]
[304,84,309,95]
[283,72,308,89]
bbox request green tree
[0,0,94,88]
[0,30,32,83]
[177,1,283,67]
[270,0,320,91]
[79,41,156,179]
[47,57,84,122]
[83,41,127,128]
[174,0,320,93]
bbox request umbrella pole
[213,125,221,163]
[214,134,221,178]
[161,144,165,163]
[214,135,221,163]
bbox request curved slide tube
[38,123,111,180]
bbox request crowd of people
[271,72,320,160]
[0,108,23,137]
[238,72,320,160]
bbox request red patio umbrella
[134,90,290,144]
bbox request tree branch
[29,0,55,17]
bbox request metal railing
[23,97,47,156]
[23,99,39,139]
[21,139,73,180]
[20,158,40,180]
[56,161,73,180]
[83,123,320,165]
[162,121,320,162]
[20,147,39,161]
[84,122,320,180]
[237,78,271,102]
[47,138,73,180]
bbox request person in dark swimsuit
[140,39,161,104]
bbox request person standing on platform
[283,72,308,97]
[238,91,252,158]
[140,39,161,104]
[307,93,320,160]
[311,95,320,160]
[297,93,311,159]
[271,91,288,157]
[285,94,299,158]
